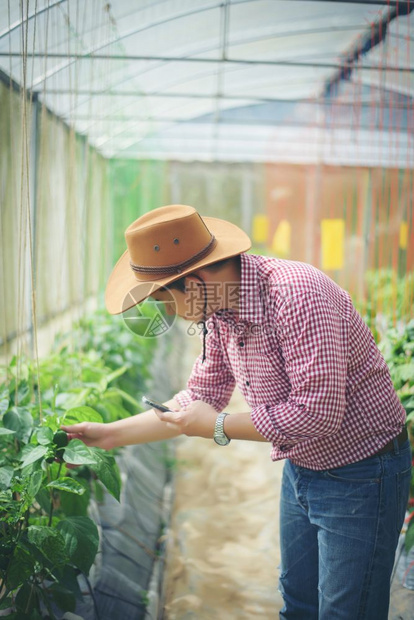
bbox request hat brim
[105,216,252,315]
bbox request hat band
[129,235,217,278]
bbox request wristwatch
[214,412,231,446]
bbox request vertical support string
[26,0,43,421]
[18,0,44,419]
[16,0,31,399]
[403,1,413,321]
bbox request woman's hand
[60,422,114,450]
[153,400,218,439]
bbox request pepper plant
[0,309,159,617]
[354,269,413,340]
[54,309,158,414]
[0,368,121,617]
[378,318,414,553]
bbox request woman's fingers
[60,423,86,433]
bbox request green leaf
[27,470,44,497]
[96,401,130,422]
[49,582,76,613]
[36,426,53,445]
[6,545,35,590]
[0,427,15,435]
[15,581,40,613]
[10,379,30,406]
[47,477,86,495]
[60,478,90,516]
[395,362,414,385]
[63,439,97,465]
[5,611,42,620]
[28,515,58,528]
[53,565,83,600]
[9,359,29,382]
[27,526,68,566]
[57,516,99,575]
[81,367,107,391]
[20,445,48,468]
[0,396,9,416]
[93,479,105,502]
[3,406,33,442]
[106,365,128,384]
[35,487,51,514]
[0,466,14,490]
[62,406,103,425]
[0,596,13,610]
[89,449,121,502]
[105,386,141,409]
[56,388,91,410]
[406,519,414,552]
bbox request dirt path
[162,329,414,620]
[163,333,284,619]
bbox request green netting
[35,105,110,320]
[108,159,169,263]
[1,78,413,361]
[0,82,110,361]
[0,81,32,349]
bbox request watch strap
[214,412,231,445]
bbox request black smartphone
[142,395,171,413]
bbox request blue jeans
[279,439,412,619]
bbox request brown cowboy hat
[105,204,252,315]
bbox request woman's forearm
[106,398,182,448]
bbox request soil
[162,328,414,620]
[162,333,284,619]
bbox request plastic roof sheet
[0,0,413,163]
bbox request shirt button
[246,380,250,386]
[239,341,245,347]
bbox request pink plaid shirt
[174,254,406,470]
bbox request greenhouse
[0,0,413,618]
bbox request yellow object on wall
[272,220,291,257]
[252,214,268,244]
[399,221,408,249]
[321,219,345,270]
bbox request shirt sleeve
[250,292,348,446]
[173,317,236,411]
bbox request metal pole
[1,52,412,73]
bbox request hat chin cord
[190,275,208,363]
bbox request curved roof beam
[0,0,67,41]
[26,0,366,87]
[44,91,413,106]
[37,23,370,117]
[67,113,413,128]
[288,0,411,5]
[74,72,331,142]
[30,1,225,87]
[7,52,411,72]
[58,60,254,125]
[62,68,329,134]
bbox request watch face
[214,434,230,446]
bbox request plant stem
[56,461,63,480]
[0,586,11,606]
[48,462,63,527]
[24,583,34,614]
[48,497,54,527]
